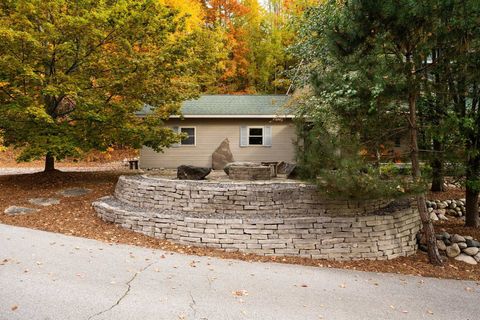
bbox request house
[138,95,296,169]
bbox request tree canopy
[0,0,224,170]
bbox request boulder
[454,253,478,265]
[458,242,468,249]
[466,239,480,248]
[451,234,466,243]
[463,247,479,256]
[212,138,234,170]
[438,231,450,240]
[446,243,461,258]
[429,211,439,221]
[177,165,211,180]
[224,162,260,175]
[437,213,448,221]
[438,202,448,209]
[474,253,480,263]
[436,240,447,251]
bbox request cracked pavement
[1,224,480,320]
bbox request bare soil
[1,169,479,281]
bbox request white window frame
[178,126,196,146]
[247,126,264,146]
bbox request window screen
[180,127,195,145]
[248,127,263,145]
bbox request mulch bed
[427,188,465,201]
[1,170,479,282]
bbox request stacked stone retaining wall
[93,175,421,261]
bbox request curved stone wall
[93,175,421,261]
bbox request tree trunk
[408,84,443,265]
[430,139,445,192]
[44,153,55,172]
[464,154,480,227]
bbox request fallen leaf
[232,290,248,297]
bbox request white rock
[454,253,478,265]
[436,240,447,251]
[474,253,480,262]
[463,247,479,256]
[451,234,466,243]
[446,243,461,258]
[458,242,468,249]
[437,213,448,221]
[429,211,439,221]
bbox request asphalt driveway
[0,224,479,320]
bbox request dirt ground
[0,147,137,168]
[1,169,479,282]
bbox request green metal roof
[139,95,293,118]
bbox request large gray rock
[429,211,439,221]
[28,198,60,206]
[454,253,478,265]
[446,243,461,258]
[177,165,211,180]
[451,234,466,243]
[436,240,447,251]
[462,247,479,256]
[437,240,447,251]
[224,162,260,175]
[437,213,448,221]
[212,138,234,170]
[4,206,39,216]
[466,239,480,248]
[474,253,480,262]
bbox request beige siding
[140,118,297,168]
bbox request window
[248,127,264,145]
[394,136,401,147]
[240,126,272,147]
[180,127,195,145]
